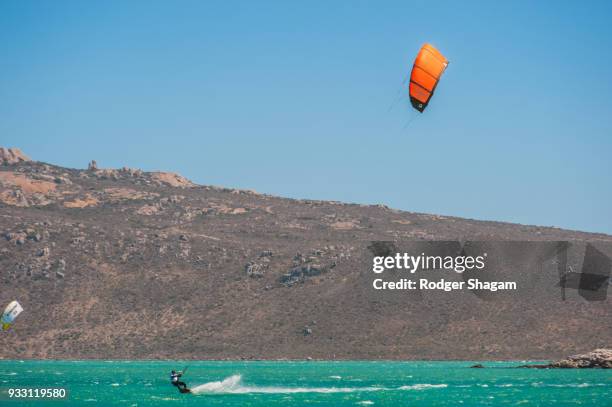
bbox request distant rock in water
[0,147,31,165]
[470,364,485,368]
[521,349,612,368]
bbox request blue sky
[1,1,611,234]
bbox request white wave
[531,382,543,387]
[547,383,601,388]
[398,384,448,391]
[532,382,603,388]
[357,401,374,405]
[190,375,384,395]
[330,375,342,379]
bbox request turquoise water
[0,360,610,406]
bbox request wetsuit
[170,372,188,391]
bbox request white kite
[1,301,23,331]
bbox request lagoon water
[0,360,609,406]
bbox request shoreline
[0,358,551,363]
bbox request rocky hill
[0,148,610,360]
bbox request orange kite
[409,44,448,112]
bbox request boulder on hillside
[150,172,194,188]
[0,147,31,165]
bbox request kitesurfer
[170,370,189,393]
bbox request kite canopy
[409,44,448,112]
[1,300,23,331]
